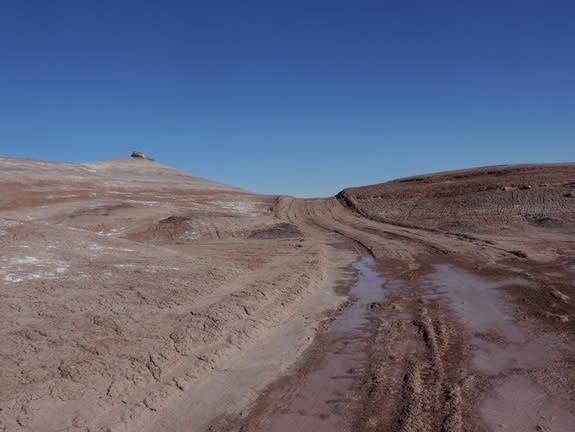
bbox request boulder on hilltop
[131,150,155,161]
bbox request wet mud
[222,260,575,432]
[223,257,385,432]
[3,158,574,432]
[426,265,575,432]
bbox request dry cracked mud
[1,157,574,432]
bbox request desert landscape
[1,156,574,432]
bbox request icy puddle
[426,265,575,432]
[227,257,385,432]
[564,260,575,273]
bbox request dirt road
[1,158,574,431]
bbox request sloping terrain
[1,158,574,432]
[0,156,355,432]
[334,165,575,431]
[338,163,575,235]
[223,164,575,432]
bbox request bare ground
[1,157,574,431]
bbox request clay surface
[1,157,574,432]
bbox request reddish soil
[220,164,575,432]
[1,157,574,432]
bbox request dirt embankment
[338,163,575,236]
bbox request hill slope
[0,156,354,432]
[338,163,575,235]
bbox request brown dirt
[1,157,574,432]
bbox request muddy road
[1,158,574,431]
[216,193,575,432]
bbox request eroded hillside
[1,158,574,432]
[338,164,575,235]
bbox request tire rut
[273,196,480,432]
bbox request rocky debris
[501,186,514,191]
[159,216,191,224]
[524,215,562,228]
[551,289,571,304]
[508,249,528,258]
[249,223,303,240]
[543,311,571,323]
[131,150,155,161]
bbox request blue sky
[1,1,574,196]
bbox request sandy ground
[1,157,574,432]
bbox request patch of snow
[114,264,180,271]
[3,269,63,283]
[1,256,69,283]
[4,275,28,283]
[183,231,202,240]
[88,244,135,253]
[66,226,88,232]
[125,200,160,206]
[0,219,21,228]
[106,227,129,236]
[10,256,40,265]
[0,160,22,166]
[46,194,78,199]
[213,201,260,216]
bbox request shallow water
[228,257,385,432]
[426,265,527,345]
[426,265,575,431]
[564,260,575,272]
[327,257,386,337]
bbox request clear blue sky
[1,1,574,196]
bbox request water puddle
[226,257,385,432]
[327,241,348,250]
[481,375,575,432]
[327,257,386,337]
[425,265,575,431]
[426,265,528,349]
